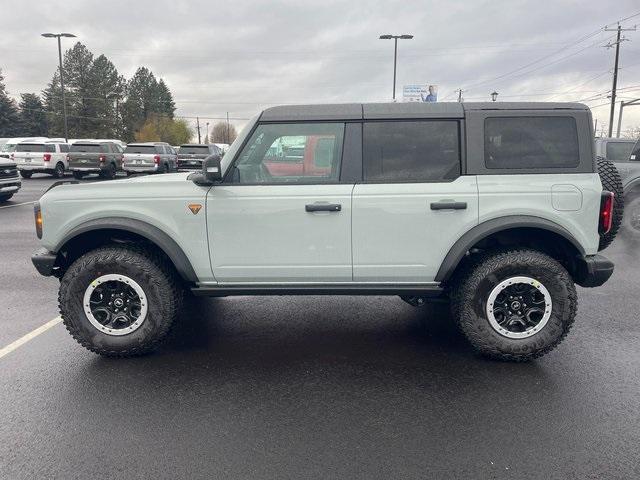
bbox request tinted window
[485,117,579,169]
[232,123,344,184]
[363,121,460,182]
[70,144,104,153]
[180,146,210,154]
[606,141,635,162]
[16,143,46,152]
[58,144,69,153]
[124,145,156,154]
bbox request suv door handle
[305,203,342,212]
[430,201,467,210]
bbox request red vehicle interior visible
[264,135,334,177]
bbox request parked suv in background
[177,144,223,170]
[0,137,50,159]
[68,141,124,179]
[32,102,617,362]
[13,141,69,178]
[122,142,177,175]
[0,157,21,202]
[606,137,640,241]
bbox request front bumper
[32,248,58,277]
[0,180,21,193]
[574,254,614,288]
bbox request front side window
[363,121,460,182]
[485,117,580,169]
[230,122,344,184]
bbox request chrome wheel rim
[83,274,148,336]
[486,276,552,339]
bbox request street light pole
[379,34,413,100]
[42,33,76,142]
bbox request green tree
[134,114,192,145]
[42,70,64,137]
[18,93,48,136]
[89,54,125,138]
[0,69,21,136]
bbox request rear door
[207,122,357,283]
[352,119,479,283]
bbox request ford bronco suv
[31,102,618,361]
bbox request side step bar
[191,284,444,297]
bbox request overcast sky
[1,0,639,137]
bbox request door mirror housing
[192,155,222,185]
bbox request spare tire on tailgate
[596,157,624,251]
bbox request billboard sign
[402,84,438,103]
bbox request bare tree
[211,121,237,144]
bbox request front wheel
[450,249,577,362]
[59,246,183,357]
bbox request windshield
[606,141,635,161]
[179,146,210,154]
[125,145,157,154]
[70,144,104,153]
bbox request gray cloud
[1,0,639,135]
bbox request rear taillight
[99,155,106,164]
[34,202,42,239]
[153,155,160,165]
[43,153,51,162]
[599,191,614,235]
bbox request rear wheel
[100,162,117,180]
[19,170,32,179]
[162,163,170,174]
[0,193,13,202]
[450,249,577,362]
[59,245,183,357]
[52,162,65,178]
[72,171,86,180]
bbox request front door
[207,121,354,283]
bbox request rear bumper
[123,164,158,173]
[32,248,58,277]
[574,254,614,288]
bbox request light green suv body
[31,102,617,361]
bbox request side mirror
[192,155,222,185]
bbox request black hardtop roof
[259,102,589,122]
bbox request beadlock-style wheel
[82,274,148,336]
[486,276,552,339]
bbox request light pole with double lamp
[41,32,76,142]
[379,34,413,100]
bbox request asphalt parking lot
[1,175,639,479]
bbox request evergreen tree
[18,93,48,136]
[89,54,125,138]
[42,70,64,137]
[0,69,21,136]
[62,42,96,137]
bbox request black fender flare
[55,217,198,283]
[434,215,586,283]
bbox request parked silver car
[122,142,177,175]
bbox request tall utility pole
[457,89,464,102]
[41,32,76,142]
[226,112,230,144]
[196,117,201,143]
[605,23,636,137]
[379,34,414,100]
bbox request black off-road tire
[59,245,184,357]
[19,170,32,179]
[596,157,624,251]
[450,249,577,362]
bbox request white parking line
[0,201,35,210]
[0,316,62,359]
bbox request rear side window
[363,121,460,182]
[16,144,46,152]
[484,117,579,169]
[180,146,210,154]
[58,144,69,153]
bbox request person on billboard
[421,85,437,102]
